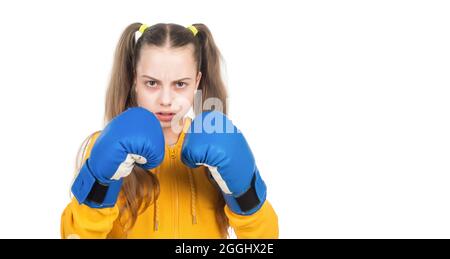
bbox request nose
[158,86,173,107]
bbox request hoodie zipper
[169,146,179,238]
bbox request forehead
[136,44,197,76]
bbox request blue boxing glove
[181,111,267,215]
[71,107,165,208]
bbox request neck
[163,118,185,146]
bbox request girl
[61,23,278,238]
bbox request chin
[159,120,172,127]
[160,118,185,133]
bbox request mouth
[155,112,176,122]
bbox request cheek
[136,87,158,109]
[172,91,194,113]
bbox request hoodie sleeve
[225,200,279,239]
[60,131,121,239]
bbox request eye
[176,82,187,88]
[145,80,157,88]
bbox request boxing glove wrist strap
[221,172,267,216]
[71,160,122,208]
[86,181,109,205]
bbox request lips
[155,112,176,122]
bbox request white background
[0,0,449,238]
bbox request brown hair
[77,23,229,236]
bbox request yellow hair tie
[139,24,149,34]
[186,25,198,36]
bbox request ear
[195,71,202,91]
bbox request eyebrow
[142,75,192,82]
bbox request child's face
[134,44,201,129]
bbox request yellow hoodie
[61,118,278,238]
